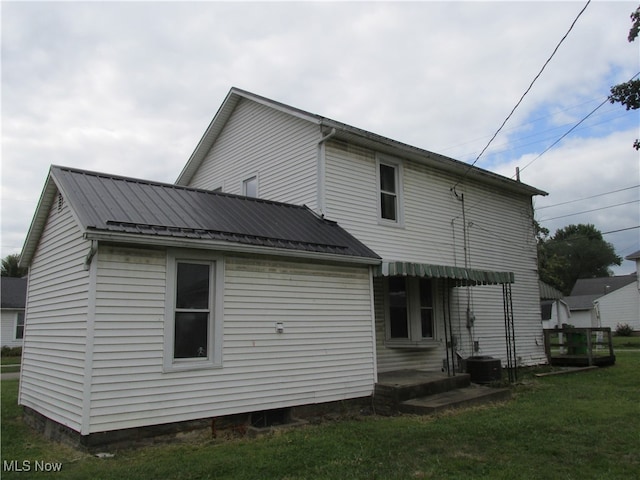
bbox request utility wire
[452,0,591,189]
[537,185,640,210]
[539,200,639,222]
[517,98,608,175]
[543,225,640,242]
[516,70,640,177]
[437,95,614,155]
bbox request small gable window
[243,176,258,198]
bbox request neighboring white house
[19,87,548,446]
[595,250,640,332]
[1,277,27,348]
[565,270,639,329]
[539,280,570,330]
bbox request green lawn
[2,352,639,480]
[0,356,21,374]
[612,334,640,349]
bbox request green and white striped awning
[374,261,514,286]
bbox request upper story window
[386,277,435,346]
[377,157,403,225]
[243,176,258,198]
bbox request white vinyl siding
[325,140,545,368]
[1,310,24,347]
[595,282,640,331]
[87,252,374,433]
[19,198,91,432]
[188,98,319,208]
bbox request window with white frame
[164,251,223,371]
[15,312,24,340]
[242,176,258,198]
[386,277,435,345]
[377,158,403,224]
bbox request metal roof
[539,280,564,300]
[25,166,380,264]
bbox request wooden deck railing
[543,327,616,367]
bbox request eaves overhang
[19,171,60,268]
[83,230,382,266]
[319,119,547,198]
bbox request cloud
[2,1,638,273]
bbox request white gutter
[83,231,381,266]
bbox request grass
[612,334,640,349]
[0,357,21,373]
[1,347,22,373]
[2,353,639,480]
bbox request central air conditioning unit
[466,356,502,384]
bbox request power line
[437,95,616,155]
[540,226,640,248]
[516,98,609,176]
[539,200,639,222]
[515,70,640,178]
[452,0,592,189]
[600,226,639,236]
[536,185,640,210]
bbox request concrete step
[399,385,511,416]
[374,371,473,415]
[375,371,471,404]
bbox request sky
[2,1,639,276]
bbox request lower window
[386,277,435,345]
[164,251,223,371]
[174,262,211,359]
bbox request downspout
[316,127,337,216]
[81,243,99,435]
[84,240,98,270]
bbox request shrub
[0,346,22,357]
[616,323,634,336]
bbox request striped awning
[374,261,514,286]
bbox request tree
[1,254,28,278]
[608,6,640,150]
[537,224,621,295]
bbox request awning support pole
[442,282,456,376]
[503,283,518,383]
